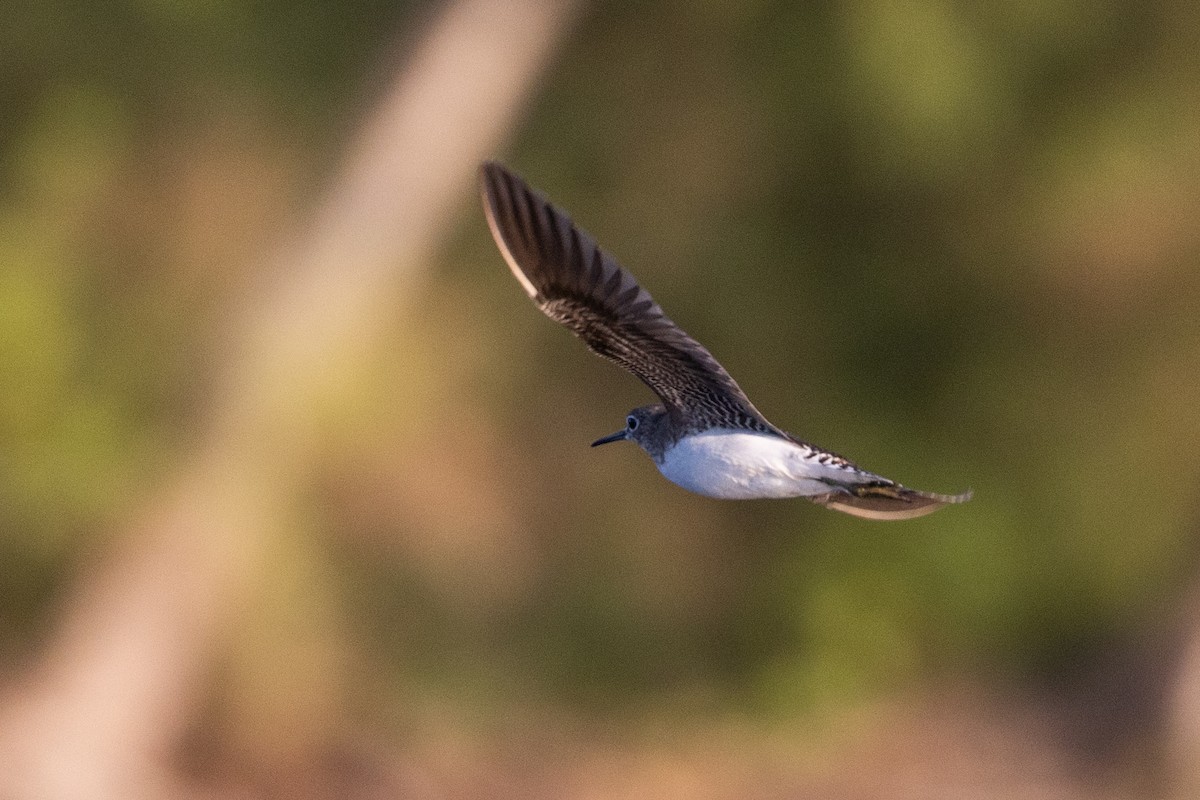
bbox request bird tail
[812,483,973,521]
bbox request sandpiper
[480,162,971,520]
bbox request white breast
[657,429,864,500]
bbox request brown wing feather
[480,161,779,434]
[812,485,974,520]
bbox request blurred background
[2,0,1200,797]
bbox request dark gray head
[591,404,674,461]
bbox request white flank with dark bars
[480,161,970,520]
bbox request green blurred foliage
[4,0,1200,739]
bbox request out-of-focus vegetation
[3,0,1200,793]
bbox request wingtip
[478,160,507,213]
[478,159,504,186]
[478,160,516,212]
[479,161,543,300]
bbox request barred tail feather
[813,484,973,521]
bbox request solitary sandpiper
[480,162,971,520]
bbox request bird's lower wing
[811,485,973,520]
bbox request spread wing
[480,161,779,433]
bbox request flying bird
[480,161,970,520]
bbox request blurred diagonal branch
[0,0,578,797]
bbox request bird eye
[627,415,638,431]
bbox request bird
[479,161,971,520]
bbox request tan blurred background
[2,0,1200,797]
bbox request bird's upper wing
[480,161,779,433]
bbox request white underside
[656,429,875,500]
